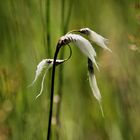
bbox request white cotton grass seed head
[29,59,52,86]
[29,58,67,99]
[30,58,67,87]
[59,33,104,115]
[79,28,112,52]
[62,33,99,70]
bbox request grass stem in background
[46,0,51,57]
[56,0,73,139]
[39,0,47,55]
[55,1,65,138]
[45,0,52,139]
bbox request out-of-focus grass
[0,0,140,140]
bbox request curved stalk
[47,43,61,140]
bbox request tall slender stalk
[47,43,61,140]
[39,0,47,56]
[64,0,74,33]
[46,0,51,57]
[61,0,65,32]
[55,35,64,139]
[55,1,65,134]
[56,0,74,139]
[46,0,52,138]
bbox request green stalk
[46,0,51,57]
[45,0,53,139]
[64,0,74,33]
[55,0,65,136]
[56,0,74,139]
[60,0,65,33]
[39,0,47,56]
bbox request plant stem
[64,0,74,33]
[55,1,65,138]
[39,0,47,56]
[46,0,51,57]
[56,1,74,139]
[47,43,61,140]
[61,0,65,32]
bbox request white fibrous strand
[88,59,104,117]
[61,33,99,70]
[31,59,67,86]
[30,59,66,99]
[30,59,52,86]
[80,28,112,52]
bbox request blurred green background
[0,0,140,140]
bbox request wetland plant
[31,28,111,140]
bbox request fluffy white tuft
[30,58,66,98]
[88,72,104,117]
[88,72,101,101]
[30,59,52,86]
[65,33,99,70]
[35,70,48,99]
[81,28,112,52]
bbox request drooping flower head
[58,32,108,116]
[59,33,99,70]
[57,33,104,115]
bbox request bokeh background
[0,0,140,140]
